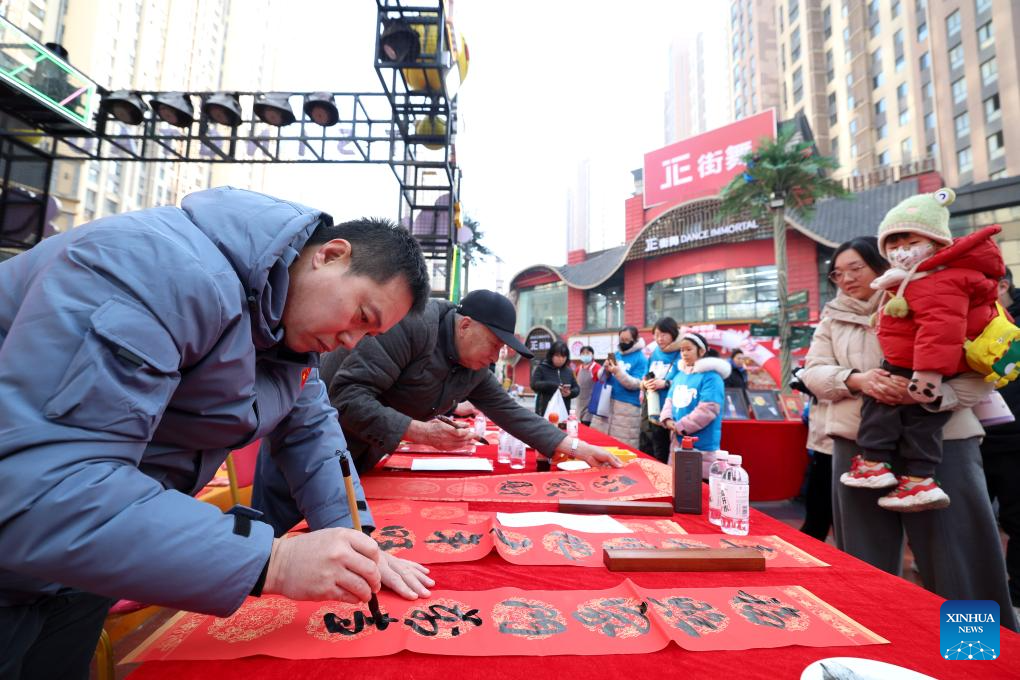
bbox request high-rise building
[664,32,733,144]
[566,159,590,253]
[728,0,782,122]
[729,0,1019,186]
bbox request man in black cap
[253,290,622,535]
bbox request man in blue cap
[254,289,623,535]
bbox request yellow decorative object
[883,296,909,317]
[414,115,447,149]
[402,18,442,92]
[457,34,470,83]
[963,302,1020,388]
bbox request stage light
[254,93,296,127]
[303,92,339,127]
[102,90,148,125]
[379,19,420,63]
[202,93,242,127]
[151,92,194,128]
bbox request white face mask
[580,355,593,365]
[887,242,935,270]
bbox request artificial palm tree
[718,125,849,392]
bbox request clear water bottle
[720,454,750,536]
[509,437,527,470]
[566,409,579,438]
[473,413,486,439]
[708,451,731,527]
[496,430,511,464]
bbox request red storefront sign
[643,109,777,209]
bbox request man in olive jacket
[254,290,621,534]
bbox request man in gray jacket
[254,290,622,535]
[0,188,435,678]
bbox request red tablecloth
[128,426,1019,679]
[720,419,810,501]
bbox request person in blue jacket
[659,332,731,466]
[0,187,435,678]
[640,317,682,463]
[591,325,649,448]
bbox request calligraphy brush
[435,414,490,445]
[339,452,384,622]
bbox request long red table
[128,426,1019,679]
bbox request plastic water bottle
[708,451,731,527]
[496,430,511,464]
[720,455,749,535]
[509,437,527,470]
[566,409,579,438]
[473,413,486,438]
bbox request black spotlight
[151,92,194,128]
[379,19,420,62]
[303,92,339,127]
[202,93,242,127]
[254,93,295,127]
[102,90,148,125]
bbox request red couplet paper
[362,462,667,503]
[125,581,886,663]
[370,511,828,570]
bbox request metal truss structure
[0,0,465,296]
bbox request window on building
[952,77,967,104]
[516,281,567,335]
[925,112,936,130]
[103,199,118,218]
[896,82,908,101]
[870,18,881,40]
[585,273,624,331]
[949,44,964,70]
[789,0,799,22]
[894,30,905,70]
[874,98,887,115]
[892,0,901,17]
[924,80,934,100]
[828,91,838,125]
[919,51,930,71]
[957,146,973,174]
[873,72,885,89]
[87,161,100,185]
[899,108,909,126]
[849,118,859,136]
[977,21,994,49]
[989,169,1007,180]
[901,137,913,161]
[984,93,1001,122]
[645,265,779,325]
[791,26,801,62]
[981,57,998,86]
[917,21,928,42]
[946,10,961,38]
[793,67,803,103]
[927,141,939,159]
[105,162,121,194]
[878,150,891,166]
[831,134,840,160]
[877,123,889,140]
[987,131,1005,160]
[975,0,992,12]
[847,92,856,111]
[823,5,832,38]
[954,111,970,137]
[871,47,882,71]
[851,143,859,158]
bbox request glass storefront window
[646,265,780,325]
[586,271,625,331]
[515,282,567,336]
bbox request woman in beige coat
[802,236,1017,630]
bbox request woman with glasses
[799,236,1016,629]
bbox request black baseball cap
[456,289,534,359]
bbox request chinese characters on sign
[644,219,761,253]
[644,109,777,208]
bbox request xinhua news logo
[940,600,1000,660]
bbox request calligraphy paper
[362,463,666,503]
[125,581,886,662]
[495,512,632,533]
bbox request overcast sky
[252,0,729,293]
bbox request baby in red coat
[840,187,1005,512]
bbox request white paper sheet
[496,511,632,533]
[410,457,494,472]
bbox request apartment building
[730,0,1020,186]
